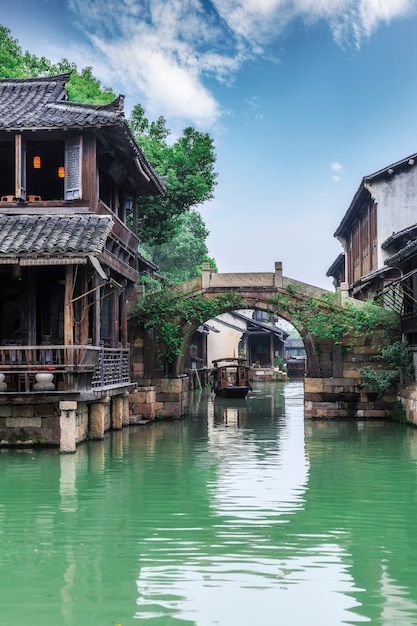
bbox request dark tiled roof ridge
[0,214,113,256]
[51,99,125,117]
[0,72,71,86]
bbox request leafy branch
[272,287,400,344]
[134,287,245,365]
[359,341,414,398]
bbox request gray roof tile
[0,214,113,256]
[0,73,124,130]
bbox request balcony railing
[0,344,130,393]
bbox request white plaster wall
[206,312,246,364]
[370,165,417,267]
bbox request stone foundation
[128,376,190,422]
[304,377,396,419]
[398,385,417,425]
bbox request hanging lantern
[33,155,41,169]
[58,166,65,178]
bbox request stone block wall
[128,386,159,422]
[0,402,60,445]
[128,376,190,421]
[398,386,417,425]
[156,376,189,418]
[304,331,397,419]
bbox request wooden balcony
[0,344,131,395]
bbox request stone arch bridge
[129,262,397,421]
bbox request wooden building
[327,152,417,362]
[0,74,164,451]
[327,153,417,299]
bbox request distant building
[327,151,417,348]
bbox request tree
[0,26,114,104]
[141,211,217,283]
[129,104,217,245]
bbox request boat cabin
[211,358,251,399]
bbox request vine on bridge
[133,281,246,364]
[271,285,400,344]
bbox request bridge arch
[174,291,320,377]
[130,262,400,421]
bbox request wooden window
[15,135,26,200]
[64,137,82,200]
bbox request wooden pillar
[64,266,74,346]
[27,268,37,344]
[120,292,127,347]
[269,333,275,368]
[93,273,100,346]
[112,289,118,348]
[132,195,138,237]
[74,268,89,346]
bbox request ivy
[359,340,414,398]
[133,286,245,364]
[272,288,400,344]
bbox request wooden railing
[0,344,131,393]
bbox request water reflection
[3,381,417,624]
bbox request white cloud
[64,0,416,127]
[331,175,341,182]
[331,162,344,172]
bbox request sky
[2,0,417,289]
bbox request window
[4,135,82,202]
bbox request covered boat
[211,358,251,399]
[286,357,306,377]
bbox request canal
[2,380,417,625]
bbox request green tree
[129,104,217,245]
[0,26,114,104]
[141,211,217,283]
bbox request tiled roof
[0,214,113,256]
[0,73,125,130]
[385,240,417,267]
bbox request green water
[2,380,417,625]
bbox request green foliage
[134,288,245,365]
[391,400,408,423]
[141,211,217,283]
[358,366,399,398]
[272,289,400,344]
[57,62,115,104]
[359,340,414,398]
[0,26,115,104]
[129,105,217,246]
[32,435,45,445]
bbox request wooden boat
[286,357,306,377]
[211,358,252,399]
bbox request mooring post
[59,400,78,454]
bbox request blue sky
[2,0,417,288]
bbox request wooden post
[93,273,101,345]
[132,195,138,238]
[120,292,127,347]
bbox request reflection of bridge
[130,261,397,421]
